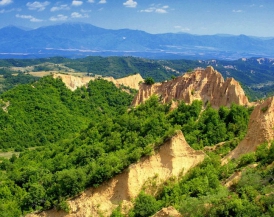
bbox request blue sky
[0,0,273,37]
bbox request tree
[132,191,161,217]
[144,77,155,85]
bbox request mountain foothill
[0,59,273,217]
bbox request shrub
[131,191,161,217]
[238,153,256,168]
[144,77,155,85]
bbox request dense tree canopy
[0,76,133,150]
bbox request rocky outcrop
[222,97,274,163]
[152,206,182,217]
[115,74,144,90]
[0,100,9,113]
[52,73,95,91]
[27,131,205,217]
[132,66,250,108]
[52,73,143,91]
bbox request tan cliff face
[52,74,95,91]
[223,96,274,163]
[115,73,143,90]
[27,131,205,217]
[52,73,144,91]
[132,66,250,108]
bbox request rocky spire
[132,66,250,108]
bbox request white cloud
[140,5,169,13]
[155,8,167,13]
[140,8,153,13]
[0,0,13,6]
[71,12,88,18]
[49,14,68,21]
[72,0,83,6]
[174,26,190,32]
[232,9,243,13]
[0,8,20,13]
[51,4,70,12]
[99,0,106,4]
[26,1,50,11]
[123,0,137,8]
[81,9,91,13]
[16,14,43,22]
[87,0,94,3]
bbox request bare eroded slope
[27,131,205,217]
[52,73,143,91]
[132,66,250,108]
[223,96,274,163]
[152,206,182,217]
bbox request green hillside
[0,75,262,216]
[0,59,273,216]
[0,76,133,150]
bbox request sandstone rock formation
[27,131,205,217]
[222,96,274,163]
[132,66,250,108]
[152,206,182,217]
[52,73,95,91]
[52,73,143,91]
[116,73,143,90]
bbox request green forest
[0,59,273,217]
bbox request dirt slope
[52,74,95,91]
[132,66,250,108]
[152,206,182,217]
[223,96,274,163]
[27,131,205,217]
[115,74,143,90]
[52,73,143,91]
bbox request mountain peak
[0,25,26,31]
[132,66,250,108]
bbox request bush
[144,77,155,85]
[131,191,161,217]
[237,153,256,168]
[56,198,70,213]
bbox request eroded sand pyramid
[27,131,205,217]
[52,73,144,91]
[223,96,274,163]
[133,66,250,108]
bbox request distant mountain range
[1,22,274,60]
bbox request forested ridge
[0,76,133,150]
[0,73,273,217]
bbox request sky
[0,0,273,37]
